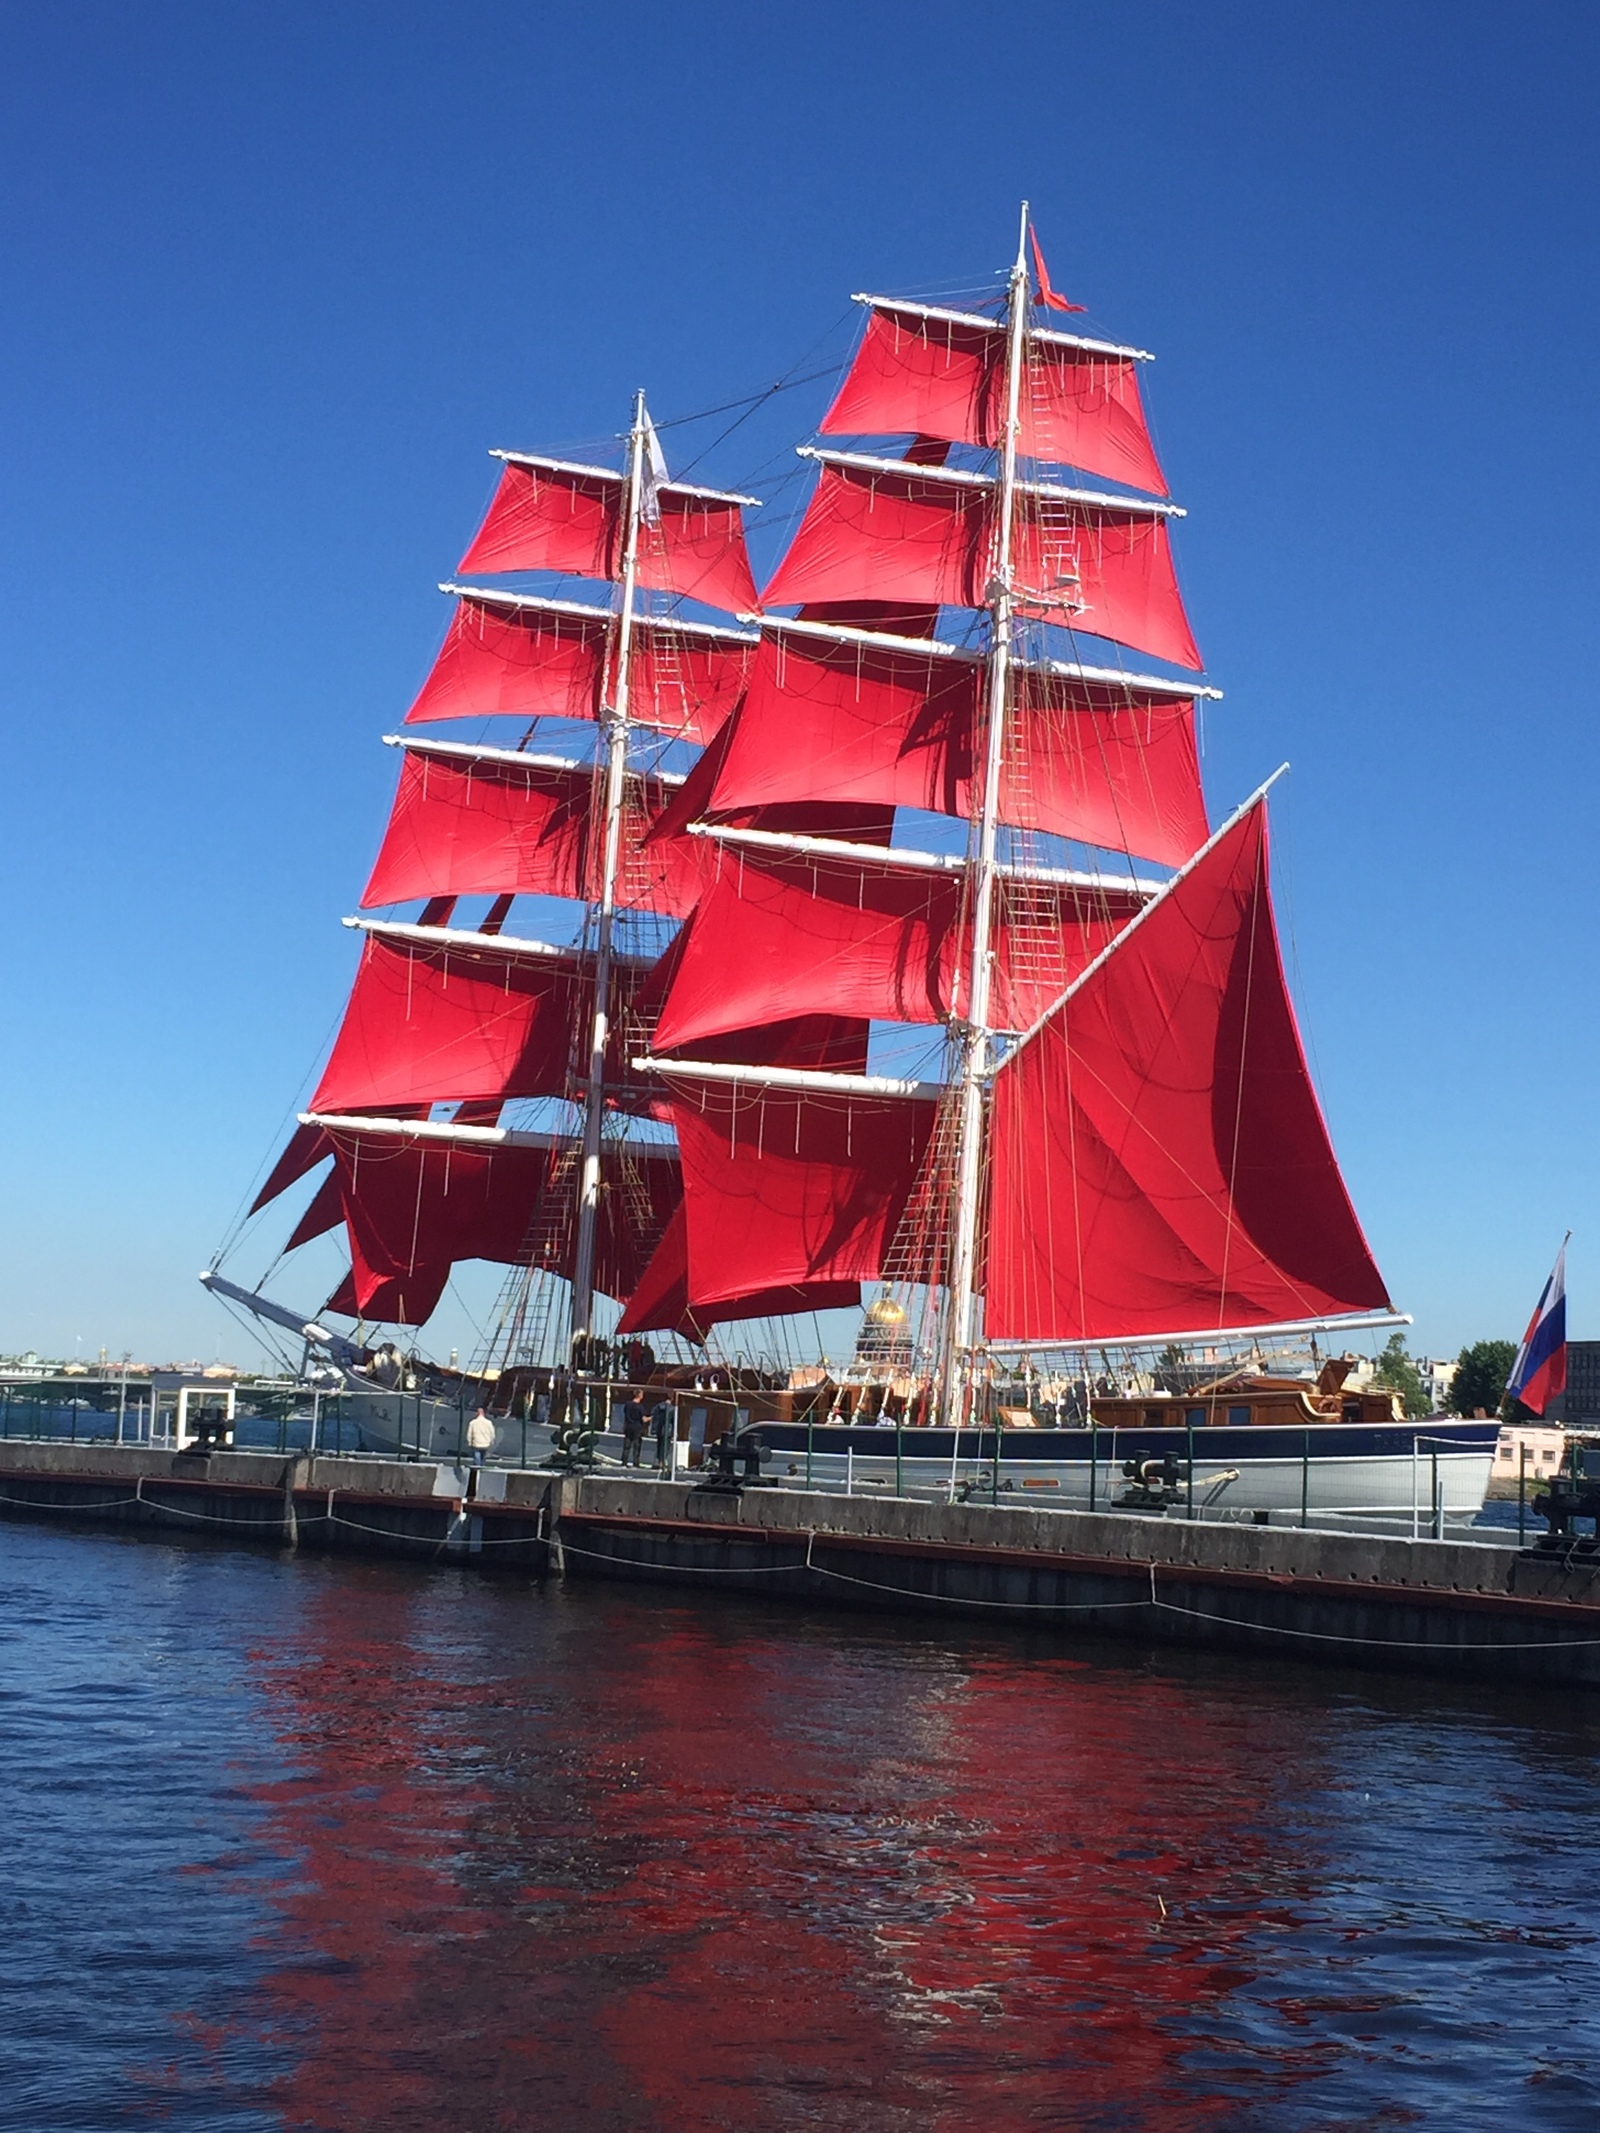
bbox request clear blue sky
[1,0,1594,1363]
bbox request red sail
[456,462,758,615]
[327,1133,679,1315]
[251,1119,331,1213]
[650,848,1135,1051]
[360,751,705,920]
[763,464,1201,672]
[285,1168,345,1250]
[405,596,751,743]
[328,1254,451,1327]
[985,805,1389,1342]
[711,632,1208,866]
[821,305,1168,496]
[616,1202,861,1338]
[668,1084,936,1307]
[311,936,597,1112]
[643,713,896,854]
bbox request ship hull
[738,1419,1499,1527]
[343,1402,1497,1529]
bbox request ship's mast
[570,388,648,1347]
[937,205,1031,1426]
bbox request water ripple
[1,1524,1598,2129]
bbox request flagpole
[570,389,648,1350]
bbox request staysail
[985,800,1389,1343]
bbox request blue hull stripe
[749,1421,1502,1461]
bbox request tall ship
[206,209,1497,1527]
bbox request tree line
[1368,1334,1526,1420]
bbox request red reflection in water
[231,1571,1334,2130]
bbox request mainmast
[570,389,649,1346]
[936,203,1032,1426]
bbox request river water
[2,1524,1597,2131]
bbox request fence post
[895,1418,903,1498]
[1300,1429,1310,1529]
[1519,1441,1528,1547]
[1431,1442,1441,1541]
[1411,1438,1419,1540]
[805,1412,814,1491]
[1089,1421,1097,1512]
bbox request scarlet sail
[250,1118,331,1214]
[617,1202,862,1338]
[985,805,1389,1342]
[651,846,1137,1050]
[763,460,1201,671]
[284,1167,345,1250]
[323,1130,680,1318]
[361,746,704,918]
[457,459,758,615]
[666,1084,937,1306]
[406,594,752,743]
[311,936,612,1113]
[328,1255,451,1328]
[709,627,1209,866]
[822,302,1168,496]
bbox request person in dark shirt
[650,1394,676,1472]
[621,1391,646,1467]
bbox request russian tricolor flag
[1506,1237,1569,1416]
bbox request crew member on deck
[621,1391,646,1467]
[650,1393,675,1473]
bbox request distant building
[1418,1357,1458,1414]
[1343,1352,1456,1412]
[1564,1341,1600,1430]
[1493,1425,1567,1483]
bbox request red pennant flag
[1029,227,1086,314]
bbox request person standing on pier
[650,1393,676,1473]
[621,1391,646,1468]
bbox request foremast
[238,388,763,1356]
[570,389,649,1348]
[938,203,1032,1428]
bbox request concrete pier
[555,1477,1600,1688]
[4,1444,1600,1687]
[0,1441,550,1567]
